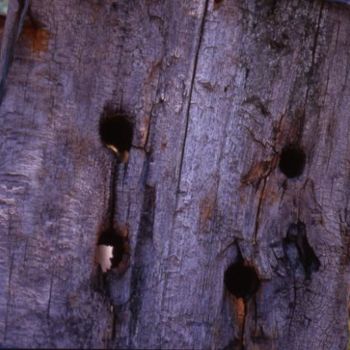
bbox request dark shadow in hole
[99,107,133,162]
[97,227,125,272]
[279,144,306,178]
[224,260,260,299]
[283,221,320,280]
[213,0,224,9]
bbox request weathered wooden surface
[0,0,350,349]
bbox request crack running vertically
[108,157,119,228]
[158,2,210,347]
[240,300,247,350]
[303,1,324,110]
[253,178,267,244]
[176,0,210,193]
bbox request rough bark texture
[0,0,350,349]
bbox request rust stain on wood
[199,194,216,232]
[233,297,246,349]
[138,115,150,148]
[0,16,50,53]
[261,183,279,204]
[22,26,50,53]
[234,297,245,325]
[200,196,214,222]
[241,160,271,185]
[241,155,278,186]
[272,108,306,148]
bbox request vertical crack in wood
[128,184,156,341]
[253,178,267,244]
[46,272,54,318]
[176,0,210,193]
[288,273,297,335]
[108,158,119,228]
[303,2,324,111]
[110,305,117,343]
[142,59,163,154]
[4,252,14,342]
[239,300,247,350]
[100,157,120,343]
[253,297,258,343]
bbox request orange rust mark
[261,182,279,204]
[200,199,214,222]
[138,115,150,148]
[21,25,50,53]
[199,194,216,231]
[233,297,246,348]
[241,160,271,186]
[0,15,49,53]
[117,224,129,238]
[234,297,245,326]
[273,108,305,149]
[239,191,247,205]
[241,155,278,186]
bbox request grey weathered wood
[0,0,29,103]
[0,0,350,349]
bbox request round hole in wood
[279,145,306,178]
[224,262,260,299]
[99,109,133,159]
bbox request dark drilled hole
[224,262,260,299]
[279,145,306,178]
[99,109,133,161]
[96,227,125,273]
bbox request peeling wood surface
[0,0,350,349]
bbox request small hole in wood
[279,145,306,178]
[224,262,260,299]
[96,227,125,273]
[99,108,133,162]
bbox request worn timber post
[0,0,350,349]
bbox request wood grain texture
[0,0,350,349]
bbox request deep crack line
[176,0,210,194]
[108,157,119,228]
